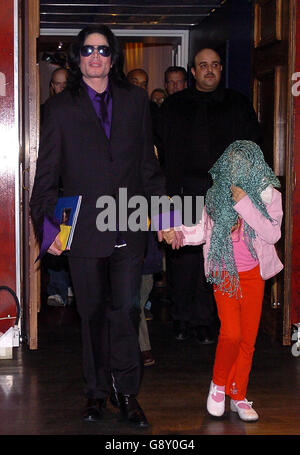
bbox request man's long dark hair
[67,25,130,93]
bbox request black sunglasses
[80,45,111,58]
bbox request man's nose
[206,64,216,72]
[91,48,100,57]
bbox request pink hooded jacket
[179,187,283,280]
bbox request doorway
[22,1,295,349]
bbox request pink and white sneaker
[230,398,259,421]
[206,381,225,417]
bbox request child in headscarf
[172,140,283,421]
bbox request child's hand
[231,185,247,203]
[158,229,184,249]
[162,229,175,244]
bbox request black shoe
[117,393,149,428]
[173,320,189,341]
[194,325,216,345]
[82,398,106,422]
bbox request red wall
[0,0,17,332]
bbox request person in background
[149,87,167,167]
[49,67,69,95]
[138,231,163,367]
[150,88,167,107]
[161,48,262,344]
[164,66,187,96]
[127,68,163,367]
[152,66,187,316]
[44,67,74,308]
[127,68,149,90]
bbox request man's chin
[197,83,219,92]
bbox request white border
[40,28,189,69]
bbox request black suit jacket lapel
[108,83,128,157]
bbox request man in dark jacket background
[161,48,262,344]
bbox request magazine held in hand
[55,196,82,250]
[36,196,82,262]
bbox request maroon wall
[0,1,17,332]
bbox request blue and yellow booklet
[54,195,82,250]
[36,195,82,262]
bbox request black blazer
[30,81,166,258]
[160,87,262,197]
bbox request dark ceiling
[40,0,227,31]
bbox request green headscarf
[205,140,280,296]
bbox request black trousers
[167,245,217,327]
[68,246,144,400]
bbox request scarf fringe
[207,268,242,299]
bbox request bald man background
[50,67,69,95]
[127,68,149,91]
[161,48,262,345]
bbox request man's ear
[191,67,195,79]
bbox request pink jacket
[179,187,283,280]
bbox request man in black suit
[30,25,170,428]
[161,48,262,344]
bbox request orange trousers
[212,265,265,400]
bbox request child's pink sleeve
[234,189,282,244]
[175,209,206,246]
